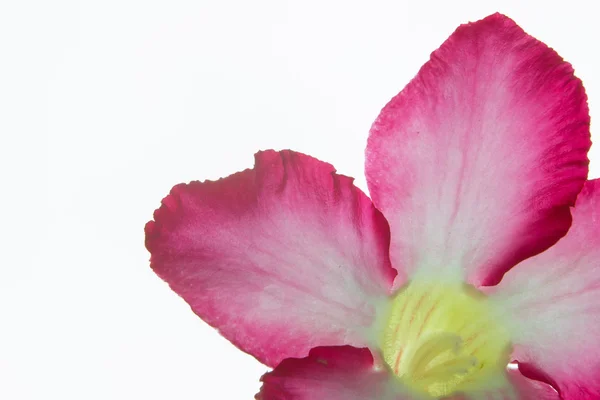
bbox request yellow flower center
[381,281,511,398]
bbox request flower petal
[256,348,557,400]
[256,346,421,400]
[451,366,559,400]
[505,367,560,400]
[145,150,396,367]
[489,179,600,399]
[365,13,590,285]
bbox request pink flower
[145,13,597,400]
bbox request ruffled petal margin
[365,13,590,286]
[145,150,396,367]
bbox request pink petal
[256,348,557,400]
[488,179,600,399]
[365,13,590,286]
[506,367,560,400]
[256,346,418,400]
[145,150,396,367]
[450,366,559,400]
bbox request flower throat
[381,281,511,397]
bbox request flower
[144,13,597,400]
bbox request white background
[1,1,598,399]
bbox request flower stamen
[380,281,510,397]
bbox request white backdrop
[1,1,598,399]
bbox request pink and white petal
[488,179,600,399]
[451,366,559,400]
[145,150,396,367]
[256,348,557,400]
[365,13,590,286]
[256,346,424,400]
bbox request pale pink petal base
[256,346,419,400]
[145,150,396,367]
[489,179,600,399]
[365,13,590,286]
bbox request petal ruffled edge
[365,13,590,286]
[146,150,396,367]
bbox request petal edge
[146,150,396,367]
[365,13,590,285]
